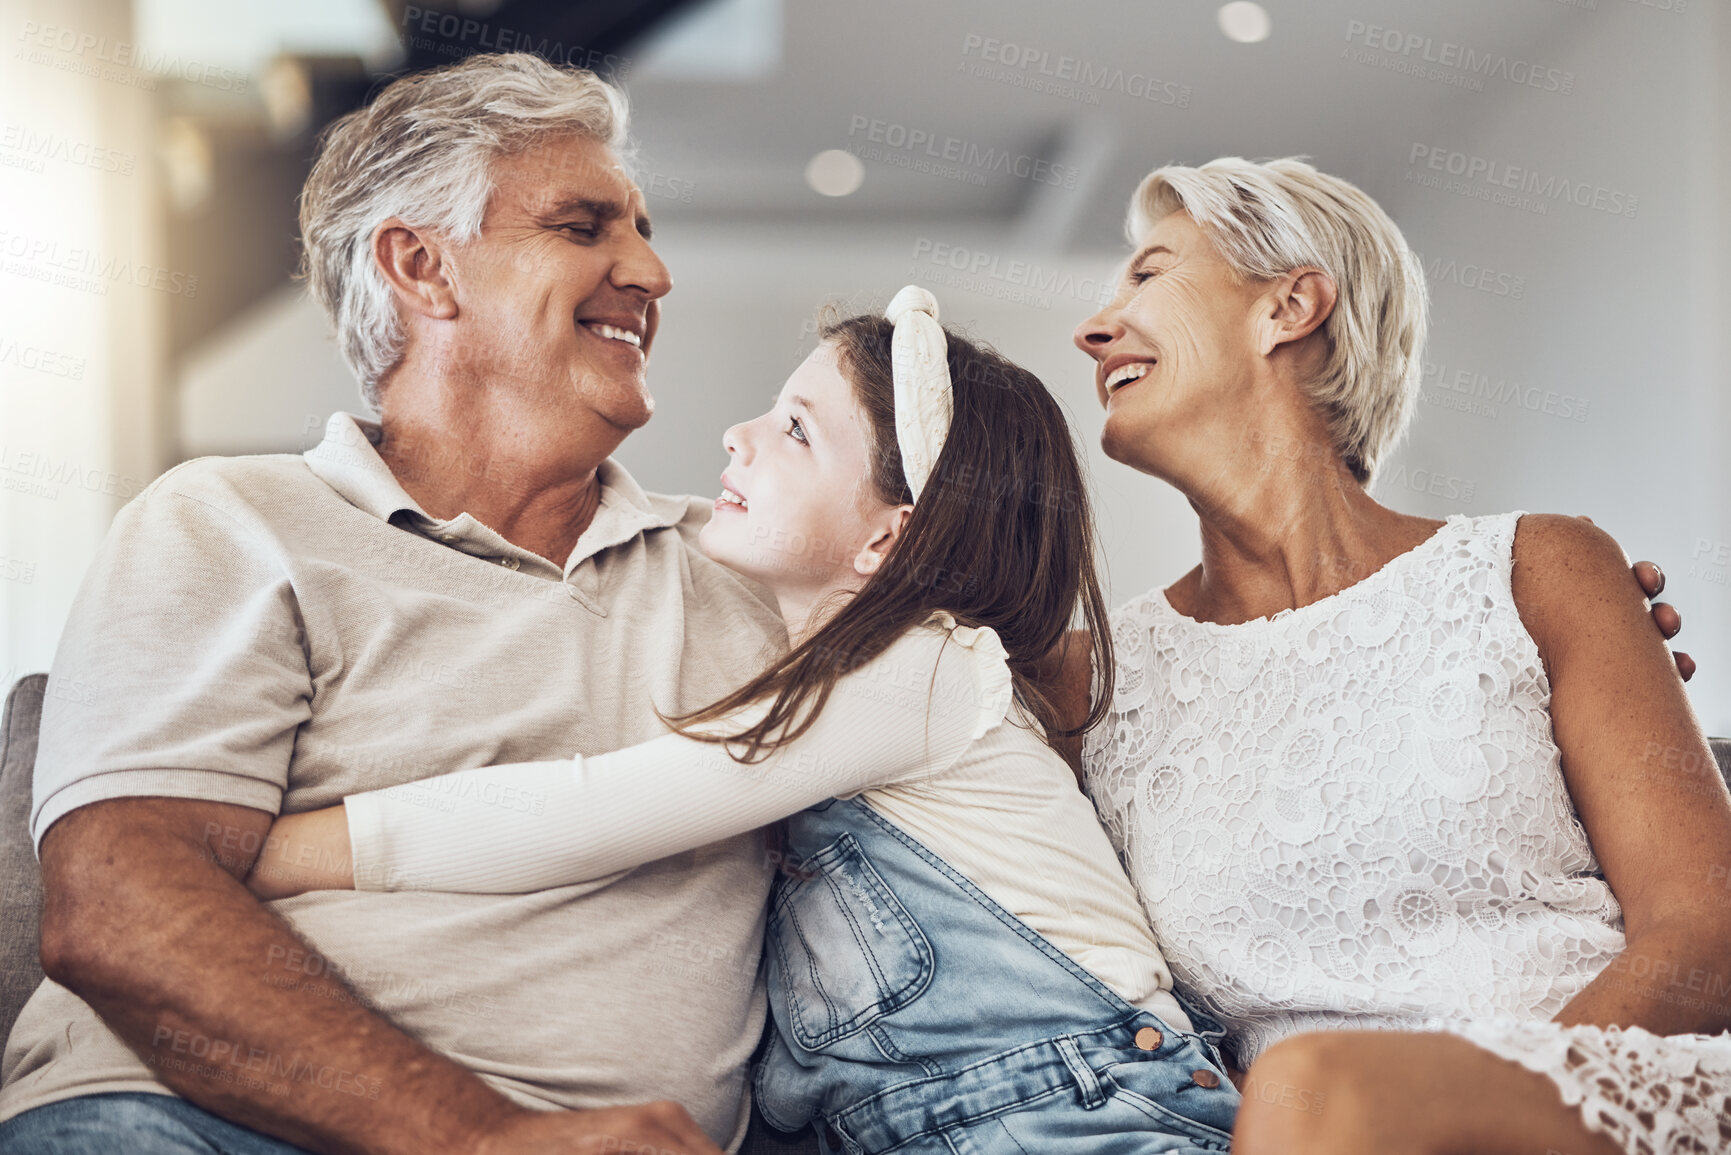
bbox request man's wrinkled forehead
[497,138,651,230]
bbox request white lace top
[1083,511,1628,1065]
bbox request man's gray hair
[300,53,631,409]
[1128,157,1428,484]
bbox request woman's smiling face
[699,341,905,610]
[1072,211,1272,477]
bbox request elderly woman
[1073,158,1731,1154]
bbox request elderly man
[0,53,782,1155]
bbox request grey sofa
[5,674,1730,1151]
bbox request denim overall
[754,797,1241,1155]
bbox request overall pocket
[769,832,934,1050]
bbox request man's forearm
[39,798,526,1155]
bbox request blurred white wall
[0,0,170,687]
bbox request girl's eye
[788,417,808,445]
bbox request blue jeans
[0,1092,313,1154]
[755,797,1240,1154]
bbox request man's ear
[854,505,914,577]
[373,218,459,321]
[1257,267,1336,356]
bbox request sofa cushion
[0,673,47,1047]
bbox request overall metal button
[1191,1069,1221,1088]
[1134,1027,1163,1051]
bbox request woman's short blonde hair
[1128,157,1427,483]
[300,53,631,408]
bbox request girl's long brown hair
[666,309,1114,760]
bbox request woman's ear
[373,218,459,321]
[854,505,914,577]
[1257,267,1336,356]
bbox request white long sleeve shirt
[345,613,1191,1029]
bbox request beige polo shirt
[0,413,788,1151]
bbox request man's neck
[375,386,624,568]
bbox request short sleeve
[922,611,1014,743]
[31,472,313,852]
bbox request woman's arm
[1512,514,1731,1035]
[247,622,1010,898]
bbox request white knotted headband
[884,285,953,503]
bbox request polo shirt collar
[303,412,679,574]
[303,413,424,524]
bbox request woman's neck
[1165,433,1441,626]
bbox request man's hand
[475,1101,725,1155]
[1632,559,1693,681]
[245,805,355,900]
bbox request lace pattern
[1083,512,1628,1066]
[1451,1019,1731,1154]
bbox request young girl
[249,287,1240,1154]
